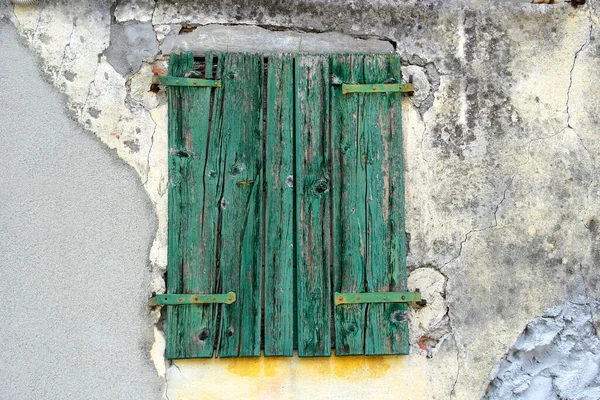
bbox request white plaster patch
[151,326,167,377]
[83,59,155,182]
[115,0,155,23]
[408,267,451,357]
[147,104,169,270]
[401,65,430,107]
[13,2,110,112]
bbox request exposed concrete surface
[160,24,394,54]
[484,299,600,400]
[105,21,159,78]
[0,22,163,400]
[3,0,600,399]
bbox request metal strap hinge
[334,290,425,306]
[152,75,222,88]
[148,291,236,306]
[342,83,414,95]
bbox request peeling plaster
[105,20,159,78]
[484,299,600,399]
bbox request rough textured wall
[484,299,600,399]
[1,0,599,399]
[0,21,163,400]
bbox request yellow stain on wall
[169,353,439,400]
[297,355,394,380]
[224,352,394,380]
[227,355,291,377]
[227,357,263,377]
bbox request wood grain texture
[216,53,264,357]
[331,54,408,355]
[331,54,367,355]
[166,52,218,359]
[363,54,408,355]
[264,55,295,356]
[295,54,332,357]
[195,51,225,357]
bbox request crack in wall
[256,22,399,48]
[566,18,593,163]
[438,104,579,272]
[144,115,156,187]
[419,118,432,170]
[410,264,461,395]
[57,24,75,81]
[441,174,514,270]
[450,344,460,397]
[81,64,99,120]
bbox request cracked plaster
[5,0,600,399]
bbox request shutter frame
[159,52,415,358]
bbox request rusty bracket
[152,75,222,88]
[334,290,425,306]
[148,291,236,306]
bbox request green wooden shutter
[163,52,410,358]
[166,52,264,358]
[331,54,408,355]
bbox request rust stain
[179,25,198,34]
[152,63,166,76]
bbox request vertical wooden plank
[166,52,218,358]
[202,53,227,357]
[166,52,185,360]
[217,53,264,357]
[331,54,368,355]
[363,54,408,355]
[264,54,295,356]
[295,54,332,357]
[191,51,224,358]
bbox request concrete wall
[0,21,163,400]
[1,0,599,399]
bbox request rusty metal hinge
[148,291,236,306]
[341,83,415,95]
[334,290,425,306]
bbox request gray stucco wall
[1,0,599,399]
[0,22,163,400]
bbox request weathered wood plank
[331,54,368,355]
[166,52,218,358]
[189,51,224,358]
[295,54,332,357]
[217,53,264,357]
[166,52,185,360]
[363,54,408,355]
[332,54,408,355]
[264,54,295,356]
